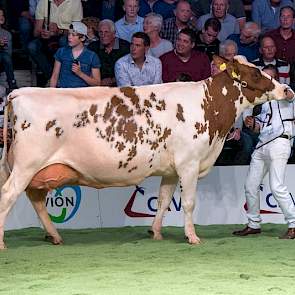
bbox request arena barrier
[5,165,293,230]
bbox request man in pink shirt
[160,28,211,82]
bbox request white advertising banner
[5,165,292,230]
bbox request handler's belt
[279,134,291,140]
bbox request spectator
[115,0,144,43]
[139,0,177,20]
[251,0,293,33]
[82,17,100,47]
[191,0,246,30]
[195,17,221,61]
[82,0,124,21]
[252,36,290,84]
[227,21,261,62]
[161,0,195,46]
[0,9,18,92]
[88,19,130,87]
[28,0,83,85]
[160,28,211,82]
[50,21,101,88]
[115,32,162,86]
[265,5,295,64]
[6,0,33,49]
[143,12,173,57]
[196,0,240,42]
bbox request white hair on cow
[234,55,256,67]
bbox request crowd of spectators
[1,0,295,165]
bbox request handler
[233,64,295,239]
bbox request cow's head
[213,55,294,105]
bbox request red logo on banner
[124,186,156,218]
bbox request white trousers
[245,137,295,229]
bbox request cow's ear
[212,55,228,71]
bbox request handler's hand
[244,116,255,129]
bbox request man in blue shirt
[115,0,144,42]
[115,32,162,86]
[138,0,177,19]
[50,21,101,88]
[252,0,293,33]
[228,22,261,62]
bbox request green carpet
[1,224,295,295]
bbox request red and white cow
[0,56,293,249]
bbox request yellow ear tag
[232,71,239,79]
[219,63,227,71]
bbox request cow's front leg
[177,163,200,245]
[151,175,178,240]
[26,188,63,245]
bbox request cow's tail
[0,100,11,190]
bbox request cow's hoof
[148,229,163,240]
[185,235,201,245]
[44,235,63,245]
[0,243,7,250]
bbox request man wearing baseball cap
[50,21,101,88]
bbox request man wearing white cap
[50,21,101,88]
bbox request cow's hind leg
[176,162,200,245]
[150,175,178,240]
[26,188,63,245]
[0,170,31,250]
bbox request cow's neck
[203,73,250,144]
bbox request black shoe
[279,228,295,239]
[232,226,261,236]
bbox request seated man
[50,21,101,88]
[160,28,211,82]
[196,0,239,42]
[161,0,195,46]
[192,0,246,29]
[195,17,221,61]
[28,0,83,85]
[115,32,162,86]
[88,19,130,86]
[252,35,290,85]
[115,0,144,42]
[227,21,261,62]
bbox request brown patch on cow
[138,127,144,144]
[128,166,138,173]
[150,92,156,102]
[89,104,98,116]
[176,104,185,122]
[159,127,171,142]
[115,141,126,152]
[118,161,123,169]
[193,122,207,139]
[117,119,138,143]
[127,145,137,161]
[144,99,152,108]
[156,100,166,111]
[151,141,159,150]
[120,87,141,114]
[13,115,17,125]
[74,110,90,128]
[239,96,243,104]
[116,104,133,118]
[21,120,31,130]
[46,120,56,131]
[55,127,64,138]
[203,74,240,144]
